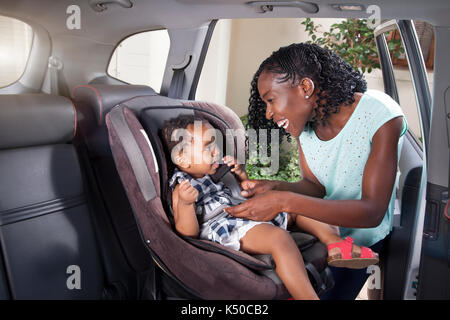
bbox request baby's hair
[161,114,205,154]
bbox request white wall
[224,18,309,116]
[196,19,232,105]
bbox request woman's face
[257,69,314,138]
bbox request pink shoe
[327,237,379,269]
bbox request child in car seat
[162,114,378,300]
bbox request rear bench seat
[0,94,104,299]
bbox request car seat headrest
[182,101,246,141]
[138,105,242,174]
[135,103,247,214]
[0,94,76,149]
[71,84,156,126]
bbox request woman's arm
[274,177,324,198]
[172,181,200,237]
[227,117,403,228]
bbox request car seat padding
[108,106,157,202]
[106,104,291,299]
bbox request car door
[416,21,450,300]
[374,19,449,299]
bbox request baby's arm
[223,155,248,182]
[172,180,200,238]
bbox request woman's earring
[304,78,314,100]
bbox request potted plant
[301,18,404,73]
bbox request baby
[162,115,378,300]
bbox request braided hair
[248,43,367,140]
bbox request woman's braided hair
[248,43,367,140]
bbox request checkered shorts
[169,169,288,251]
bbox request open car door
[374,19,449,299]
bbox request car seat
[105,98,334,299]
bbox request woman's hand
[240,179,279,198]
[224,190,285,222]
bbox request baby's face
[174,121,220,178]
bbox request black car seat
[71,84,182,298]
[72,84,333,299]
[0,94,105,299]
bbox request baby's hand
[223,155,248,181]
[177,180,199,205]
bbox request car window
[381,20,434,146]
[107,29,170,93]
[0,15,33,87]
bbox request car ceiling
[0,0,449,46]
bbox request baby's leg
[292,215,347,260]
[291,215,342,246]
[239,224,318,300]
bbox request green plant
[246,140,301,182]
[240,114,302,182]
[301,18,404,74]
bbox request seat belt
[167,55,192,99]
[48,56,70,97]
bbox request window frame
[106,28,171,92]
[374,20,433,152]
[0,15,34,89]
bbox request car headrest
[71,84,156,126]
[0,94,76,149]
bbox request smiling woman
[226,42,407,300]
[240,43,406,239]
[0,15,32,87]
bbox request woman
[224,43,407,299]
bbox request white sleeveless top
[299,89,407,247]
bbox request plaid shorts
[169,169,288,251]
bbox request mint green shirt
[299,89,407,247]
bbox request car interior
[0,0,448,300]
